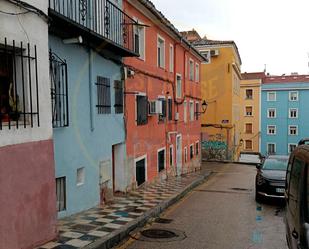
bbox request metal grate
[96,76,111,114]
[0,38,40,130]
[50,50,69,128]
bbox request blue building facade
[261,76,309,156]
[48,0,138,217]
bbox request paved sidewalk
[38,170,211,249]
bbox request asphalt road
[116,163,288,249]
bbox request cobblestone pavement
[37,171,209,249]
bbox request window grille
[56,177,66,212]
[114,80,123,114]
[96,76,111,114]
[136,95,148,125]
[0,38,40,130]
[50,50,69,128]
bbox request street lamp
[195,100,208,116]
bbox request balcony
[49,0,139,57]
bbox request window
[134,21,145,60]
[50,50,69,128]
[267,143,276,155]
[0,38,40,129]
[245,89,253,99]
[267,125,276,135]
[184,100,187,123]
[56,177,66,212]
[114,80,123,114]
[195,102,199,120]
[195,63,199,82]
[288,144,297,154]
[268,108,276,118]
[289,125,298,136]
[136,95,148,125]
[169,145,173,166]
[196,142,199,155]
[267,92,276,101]
[96,76,111,114]
[158,97,166,122]
[158,148,165,172]
[190,101,194,121]
[289,91,298,101]
[169,44,174,72]
[245,140,253,150]
[168,98,172,121]
[157,36,165,68]
[176,74,182,98]
[245,123,253,134]
[245,106,253,116]
[184,147,188,163]
[76,167,85,186]
[190,144,194,159]
[189,59,194,81]
[200,50,210,64]
[289,108,298,119]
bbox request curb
[84,172,211,249]
[202,159,259,166]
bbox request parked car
[285,140,309,249]
[255,155,289,202]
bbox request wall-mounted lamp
[63,36,83,44]
[195,100,208,116]
[239,139,244,146]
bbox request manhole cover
[154,218,173,224]
[140,229,177,239]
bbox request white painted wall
[0,0,52,147]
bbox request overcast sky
[151,0,309,75]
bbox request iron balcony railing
[49,0,138,55]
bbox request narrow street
[117,163,287,249]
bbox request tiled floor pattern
[38,173,203,249]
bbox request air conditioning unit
[175,112,179,121]
[149,100,162,115]
[210,49,219,57]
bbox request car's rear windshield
[262,158,288,170]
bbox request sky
[151,0,309,75]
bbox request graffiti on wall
[202,140,227,161]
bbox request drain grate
[154,218,173,224]
[140,229,178,239]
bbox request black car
[255,155,289,202]
[285,140,309,249]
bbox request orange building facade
[123,0,204,189]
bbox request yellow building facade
[239,72,265,153]
[192,39,242,160]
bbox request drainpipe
[89,47,94,132]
